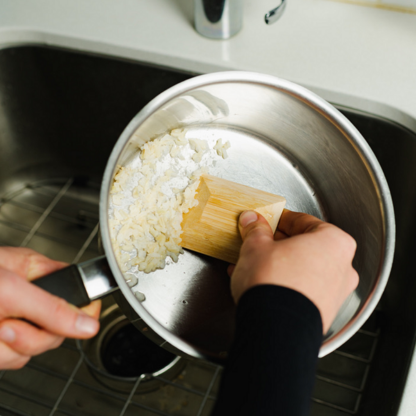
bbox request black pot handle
[32,256,119,308]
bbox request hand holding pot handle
[0,247,101,370]
[32,256,117,308]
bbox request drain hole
[100,322,176,377]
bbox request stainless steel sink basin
[0,46,415,416]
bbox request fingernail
[0,326,16,343]
[240,211,258,227]
[75,314,99,335]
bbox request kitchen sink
[0,46,415,416]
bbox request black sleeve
[211,285,323,416]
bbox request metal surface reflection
[194,0,287,39]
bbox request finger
[0,319,64,356]
[278,209,325,237]
[274,229,288,241]
[238,211,274,243]
[227,264,235,277]
[0,247,67,281]
[81,300,102,320]
[0,247,100,315]
[0,342,30,370]
[0,270,99,339]
[348,268,360,293]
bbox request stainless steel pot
[34,71,395,361]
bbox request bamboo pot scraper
[180,175,286,264]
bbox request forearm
[211,285,322,416]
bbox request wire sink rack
[0,178,380,416]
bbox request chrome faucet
[194,0,286,39]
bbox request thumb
[238,211,274,243]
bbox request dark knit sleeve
[211,285,323,416]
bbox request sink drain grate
[0,178,100,263]
[0,178,380,416]
[313,325,380,414]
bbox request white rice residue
[109,128,230,275]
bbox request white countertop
[0,0,416,414]
[1,0,416,130]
